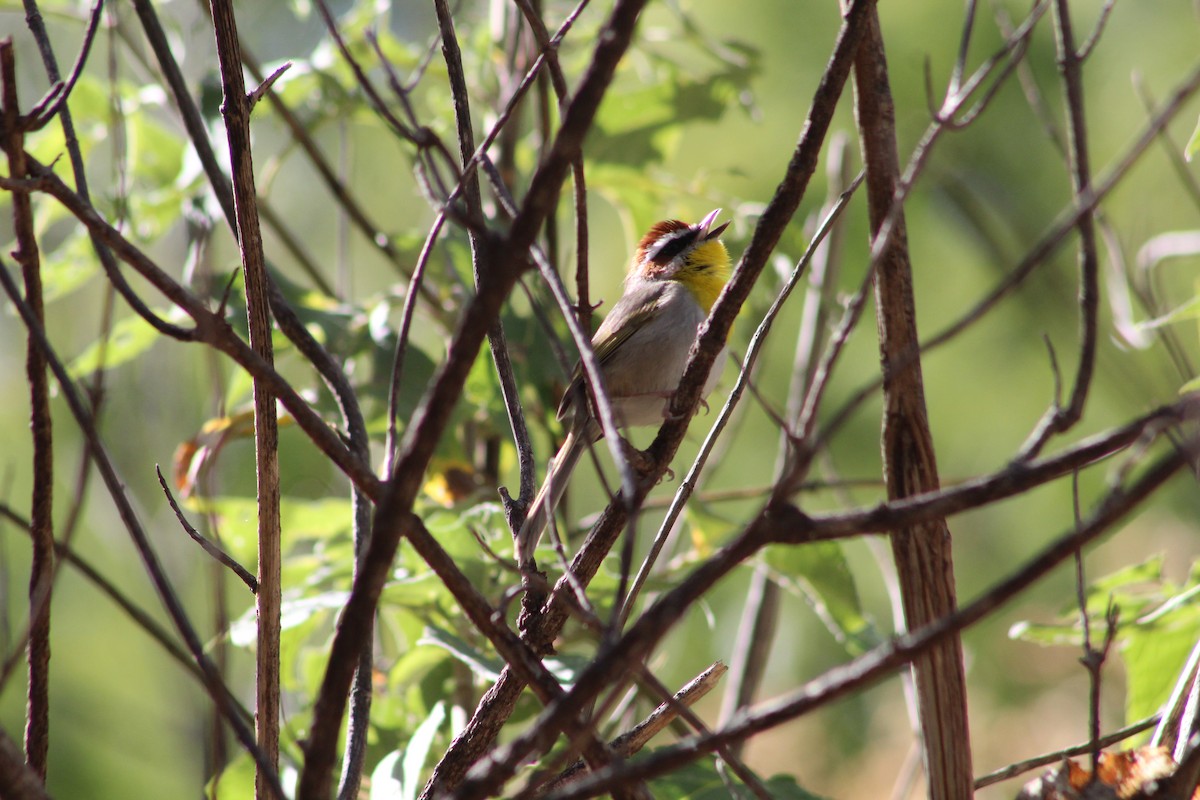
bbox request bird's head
[631,208,732,312]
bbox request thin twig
[1017,0,1101,460]
[538,662,729,795]
[972,715,1159,789]
[433,0,538,534]
[27,0,104,131]
[246,61,290,111]
[155,467,257,593]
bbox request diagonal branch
[533,446,1192,799]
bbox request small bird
[515,209,732,565]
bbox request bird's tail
[515,430,587,565]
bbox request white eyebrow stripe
[646,228,697,263]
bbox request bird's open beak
[698,208,730,240]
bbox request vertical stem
[1,39,53,782]
[207,5,282,797]
[850,10,973,799]
[433,0,536,526]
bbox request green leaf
[420,625,504,682]
[764,542,881,656]
[1124,609,1200,728]
[207,752,255,800]
[39,226,100,302]
[1186,113,1200,161]
[1008,619,1085,647]
[1010,554,1171,647]
[68,310,168,377]
[185,495,354,564]
[129,112,185,186]
[370,702,446,800]
[387,645,452,694]
[464,343,506,425]
[644,753,827,799]
[1008,556,1200,731]
[229,589,348,647]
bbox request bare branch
[245,61,291,112]
[26,0,104,131]
[541,662,728,794]
[155,467,257,594]
[208,6,283,792]
[974,716,1159,789]
[1,37,53,781]
[1018,0,1102,460]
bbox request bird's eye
[648,230,697,265]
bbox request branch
[1,37,53,782]
[1018,0,1101,459]
[780,398,1194,543]
[433,0,537,534]
[298,0,656,795]
[422,6,875,793]
[208,6,282,793]
[156,467,257,594]
[0,728,51,800]
[973,717,1159,789]
[538,662,728,794]
[534,446,1192,799]
[0,255,285,797]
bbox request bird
[515,208,732,565]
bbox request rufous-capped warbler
[515,209,732,564]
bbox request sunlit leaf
[229,589,348,646]
[40,228,100,301]
[370,702,446,800]
[68,310,171,377]
[129,113,185,186]
[1186,114,1200,161]
[207,752,255,800]
[764,542,881,656]
[421,625,504,682]
[185,495,353,564]
[1124,618,1200,729]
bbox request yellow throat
[677,238,732,312]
